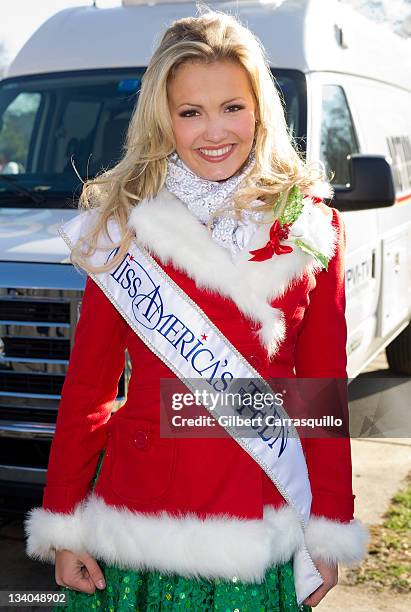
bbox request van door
[345,78,411,346]
[306,73,380,377]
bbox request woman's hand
[55,549,106,594]
[303,560,338,607]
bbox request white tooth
[200,145,232,157]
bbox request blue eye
[179,105,244,118]
[179,110,198,118]
[226,105,243,112]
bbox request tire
[385,321,411,376]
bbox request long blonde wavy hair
[70,7,333,274]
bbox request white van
[0,0,410,503]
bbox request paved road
[0,352,410,611]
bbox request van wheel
[385,322,411,376]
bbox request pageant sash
[58,209,323,604]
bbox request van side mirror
[326,154,395,212]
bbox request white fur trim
[82,497,302,581]
[128,188,337,357]
[305,516,370,566]
[25,495,368,577]
[305,180,334,200]
[24,499,88,563]
[25,494,304,582]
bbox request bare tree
[342,0,411,37]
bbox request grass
[345,472,411,594]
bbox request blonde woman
[24,9,368,612]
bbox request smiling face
[167,60,258,181]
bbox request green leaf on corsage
[294,238,329,270]
[279,185,304,226]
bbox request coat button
[134,430,149,449]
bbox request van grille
[2,336,69,360]
[0,372,67,396]
[1,287,127,403]
[0,262,130,484]
[0,263,127,470]
[0,299,70,323]
[0,287,81,403]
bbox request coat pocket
[109,416,176,505]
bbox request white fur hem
[305,515,370,566]
[25,494,368,581]
[25,495,304,582]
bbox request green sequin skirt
[53,451,311,612]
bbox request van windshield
[0,69,305,208]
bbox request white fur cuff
[305,515,370,566]
[24,501,88,563]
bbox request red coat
[25,187,368,583]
